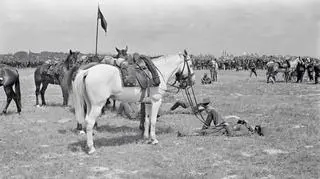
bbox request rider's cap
[200,98,210,106]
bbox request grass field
[0,68,319,179]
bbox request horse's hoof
[148,139,158,145]
[2,111,6,114]
[78,130,85,135]
[87,146,96,155]
[36,105,40,108]
[151,139,159,145]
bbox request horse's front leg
[149,100,162,145]
[143,104,151,141]
[60,84,69,106]
[40,82,49,106]
[2,86,14,114]
[35,82,41,106]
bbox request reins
[170,54,209,127]
[183,85,208,127]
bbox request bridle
[169,55,209,127]
[169,55,194,90]
[65,52,78,70]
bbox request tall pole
[95,6,99,56]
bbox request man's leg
[117,103,125,115]
[202,109,221,129]
[170,100,188,111]
[253,69,257,77]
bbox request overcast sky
[0,0,319,56]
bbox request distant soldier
[248,60,257,77]
[201,73,212,84]
[305,58,314,82]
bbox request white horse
[70,50,195,154]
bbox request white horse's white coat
[72,52,195,154]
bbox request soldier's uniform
[196,98,263,137]
[201,73,212,84]
[249,61,257,77]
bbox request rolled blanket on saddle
[133,53,160,87]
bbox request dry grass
[0,68,319,178]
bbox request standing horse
[209,59,218,82]
[266,59,290,83]
[286,57,301,82]
[69,50,195,154]
[34,50,79,106]
[0,64,21,114]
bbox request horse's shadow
[0,111,17,116]
[67,124,175,153]
[96,124,140,133]
[68,134,142,152]
[96,124,174,134]
[38,102,66,107]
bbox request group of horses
[2,48,320,154]
[266,57,320,84]
[0,47,195,154]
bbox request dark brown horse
[34,50,79,106]
[0,64,21,114]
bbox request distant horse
[209,59,218,82]
[286,57,302,82]
[34,50,79,106]
[295,59,306,83]
[68,50,195,154]
[266,60,290,83]
[0,64,21,114]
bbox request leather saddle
[117,53,160,89]
[42,62,60,84]
[114,53,161,103]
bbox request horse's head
[65,50,80,69]
[175,50,195,89]
[115,46,128,59]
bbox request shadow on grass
[68,134,142,152]
[67,125,175,152]
[96,124,140,133]
[44,102,66,107]
[0,111,17,116]
[96,124,175,135]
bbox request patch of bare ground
[0,69,319,178]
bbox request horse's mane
[150,55,163,59]
[150,54,172,63]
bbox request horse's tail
[72,69,88,125]
[15,74,21,107]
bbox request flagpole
[95,5,99,56]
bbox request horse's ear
[184,49,188,56]
[125,46,128,52]
[116,47,120,53]
[70,49,73,54]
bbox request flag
[98,7,107,33]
